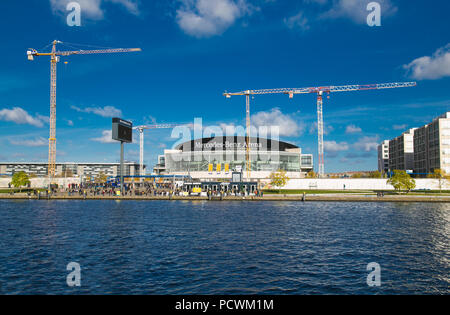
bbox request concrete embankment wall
[278,178,445,190]
[0,177,445,191]
[0,177,81,188]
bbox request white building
[377,140,389,174]
[154,137,313,180]
[0,162,144,179]
[389,128,416,173]
[414,112,450,176]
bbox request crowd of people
[52,182,179,197]
[9,180,263,198]
[205,188,262,197]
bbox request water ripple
[0,200,448,294]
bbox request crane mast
[27,40,141,180]
[225,81,416,178]
[245,93,251,180]
[317,91,324,177]
[134,124,184,178]
[49,41,58,178]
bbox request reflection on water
[0,200,448,294]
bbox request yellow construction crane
[27,40,141,180]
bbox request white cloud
[321,0,397,24]
[309,121,334,135]
[353,136,379,152]
[71,105,122,118]
[324,140,349,152]
[284,11,310,31]
[403,44,450,80]
[284,0,397,32]
[109,0,139,15]
[345,124,362,134]
[0,107,47,127]
[393,124,407,130]
[144,115,157,125]
[50,0,103,19]
[10,137,47,147]
[125,149,139,158]
[36,114,50,124]
[49,0,139,20]
[176,0,254,38]
[91,130,115,143]
[251,108,303,137]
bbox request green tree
[427,169,449,193]
[351,173,363,178]
[269,170,289,193]
[306,171,317,178]
[387,170,416,194]
[11,171,31,193]
[369,171,382,178]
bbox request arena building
[154,137,313,180]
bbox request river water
[0,200,448,294]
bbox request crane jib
[226,82,417,96]
[54,48,142,56]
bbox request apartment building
[413,112,450,176]
[0,162,144,178]
[389,128,416,172]
[377,140,389,174]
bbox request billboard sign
[112,118,133,143]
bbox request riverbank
[2,193,450,202]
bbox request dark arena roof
[175,137,299,152]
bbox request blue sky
[0,0,449,173]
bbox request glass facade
[165,151,313,173]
